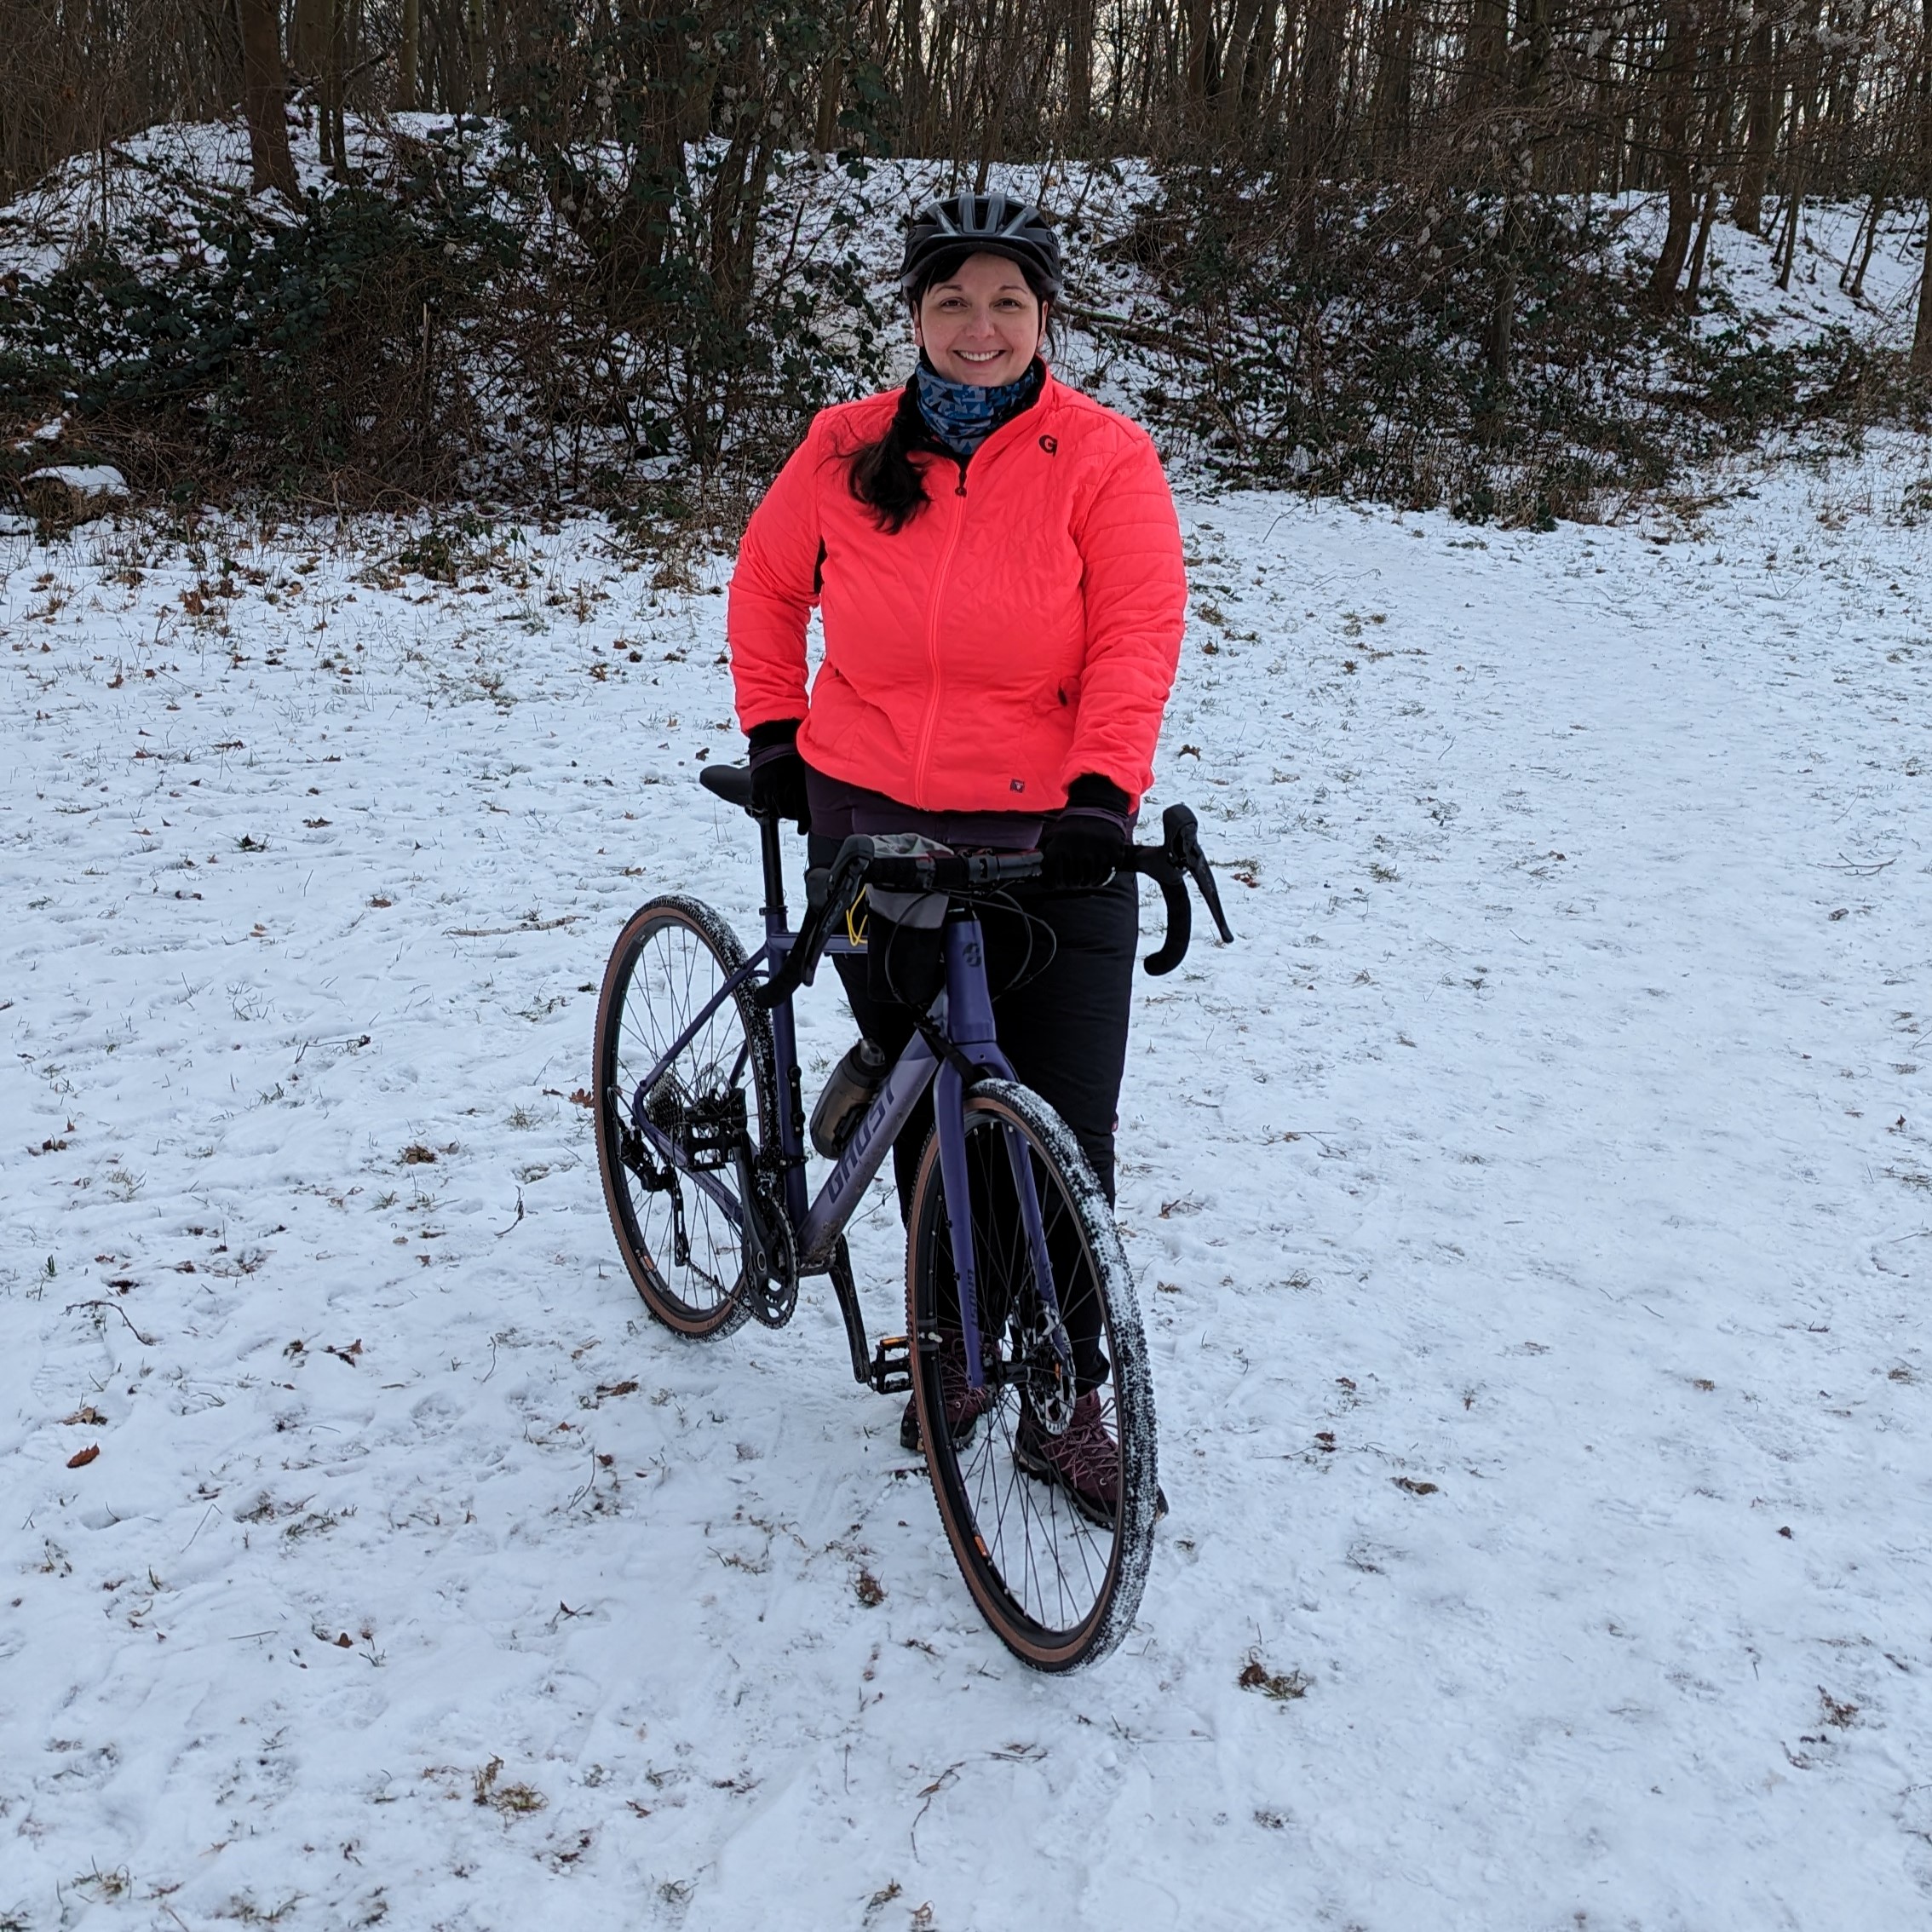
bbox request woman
[727,193,1187,1517]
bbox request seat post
[758,813,788,929]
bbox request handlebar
[750,801,1235,1012]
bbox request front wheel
[593,894,775,1339]
[907,1080,1158,1670]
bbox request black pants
[808,836,1138,1215]
[808,840,1136,1393]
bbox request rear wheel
[906,1080,1158,1670]
[593,895,774,1339]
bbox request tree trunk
[1733,18,1777,233]
[292,0,328,78]
[1463,0,1507,108]
[1842,196,1882,296]
[1915,251,1932,377]
[466,0,488,112]
[1773,19,1821,293]
[1296,0,1342,252]
[1773,163,1803,289]
[1915,0,1932,374]
[1216,0,1265,135]
[1245,0,1279,126]
[399,0,419,109]
[816,54,845,152]
[200,0,245,105]
[1371,0,1417,163]
[899,0,925,147]
[1646,0,1700,312]
[1185,0,1215,116]
[1490,0,1550,382]
[1684,183,1720,302]
[328,0,348,178]
[1067,0,1094,129]
[237,0,297,197]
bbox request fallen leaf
[569,1089,595,1108]
[62,1406,106,1426]
[1394,1476,1439,1496]
[67,1444,101,1469]
[1239,1658,1309,1700]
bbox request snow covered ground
[3,440,1930,1930]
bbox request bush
[1,136,516,502]
[1086,166,1898,525]
[0,127,893,517]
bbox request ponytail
[846,380,932,535]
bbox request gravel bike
[592,764,1232,1670]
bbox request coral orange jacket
[727,369,1187,812]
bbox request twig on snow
[66,1299,156,1345]
[496,1187,526,1238]
[909,1762,963,1861]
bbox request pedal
[868,1334,913,1396]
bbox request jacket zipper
[906,393,1047,804]
[911,467,967,805]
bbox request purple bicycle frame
[625,889,1072,1396]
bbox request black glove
[1041,773,1131,890]
[746,719,810,833]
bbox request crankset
[732,1151,798,1329]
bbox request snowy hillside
[3,440,1930,1929]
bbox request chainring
[739,1178,799,1330]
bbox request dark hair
[846,247,1056,534]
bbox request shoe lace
[1044,1395,1118,1490]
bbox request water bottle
[809,1038,891,1159]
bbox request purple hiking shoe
[900,1331,994,1453]
[1014,1390,1167,1527]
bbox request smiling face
[912,250,1045,388]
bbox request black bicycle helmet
[899,193,1064,302]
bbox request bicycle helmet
[899,193,1064,302]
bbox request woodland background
[3,0,1929,526]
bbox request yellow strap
[844,887,869,948]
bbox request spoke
[921,1099,1132,1646]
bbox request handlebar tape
[1121,850,1193,975]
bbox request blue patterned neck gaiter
[914,358,1044,457]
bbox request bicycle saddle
[699,762,756,811]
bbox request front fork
[931,916,1076,1409]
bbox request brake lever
[1160,804,1235,944]
[755,837,872,1009]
